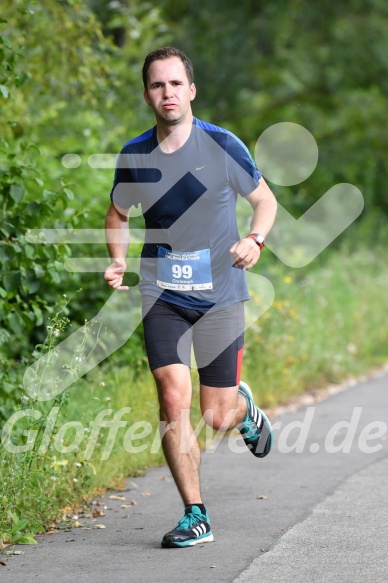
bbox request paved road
[1,371,388,583]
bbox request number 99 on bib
[157,247,213,291]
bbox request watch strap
[246,233,265,250]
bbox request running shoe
[238,381,273,458]
[161,505,214,548]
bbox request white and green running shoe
[161,505,214,548]
[238,381,273,458]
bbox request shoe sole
[239,382,273,458]
[161,533,214,548]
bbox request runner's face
[144,57,196,125]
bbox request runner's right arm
[104,202,130,290]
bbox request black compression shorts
[142,296,245,388]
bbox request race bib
[156,247,213,291]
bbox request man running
[104,47,277,548]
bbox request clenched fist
[229,238,261,271]
[104,259,129,290]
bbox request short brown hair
[142,47,194,90]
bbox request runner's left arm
[230,177,277,270]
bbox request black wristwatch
[246,233,265,250]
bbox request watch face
[256,234,265,244]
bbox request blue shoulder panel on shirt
[194,118,250,154]
[194,118,230,134]
[194,117,261,187]
[194,117,258,161]
[122,127,155,148]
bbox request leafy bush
[0,0,164,424]
[0,14,81,420]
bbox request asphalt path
[1,371,388,583]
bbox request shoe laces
[240,418,260,442]
[177,512,205,531]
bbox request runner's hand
[103,259,129,290]
[230,238,261,271]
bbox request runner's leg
[193,302,247,430]
[200,384,247,431]
[142,296,204,505]
[153,363,203,505]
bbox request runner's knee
[201,402,239,431]
[153,367,191,421]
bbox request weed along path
[1,371,388,583]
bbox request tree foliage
[160,0,388,218]
[0,0,165,421]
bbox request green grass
[1,244,388,546]
[244,245,388,406]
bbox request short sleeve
[110,146,163,211]
[225,133,261,197]
[109,148,139,210]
